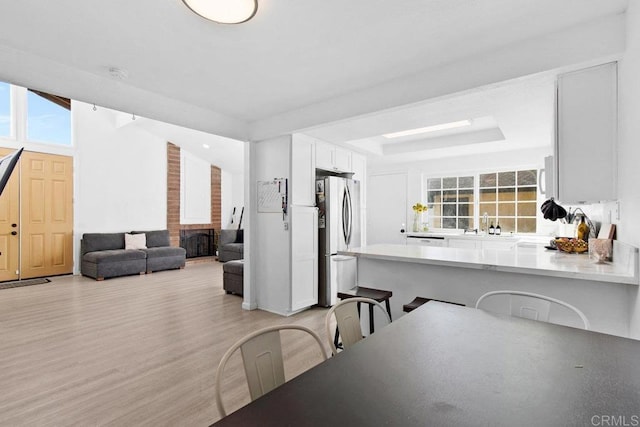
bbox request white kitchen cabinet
[290,205,318,311]
[407,235,518,250]
[351,153,366,198]
[556,62,617,203]
[291,134,316,206]
[334,148,352,172]
[315,140,334,171]
[315,140,352,173]
[351,153,366,179]
[406,236,446,247]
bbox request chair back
[325,297,391,355]
[215,324,327,417]
[475,290,590,330]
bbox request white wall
[221,170,244,229]
[73,101,245,274]
[180,149,211,224]
[618,3,640,339]
[74,102,167,272]
[251,135,292,315]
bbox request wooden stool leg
[385,299,392,321]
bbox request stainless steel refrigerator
[317,176,360,307]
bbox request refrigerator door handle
[342,187,349,244]
[345,184,353,246]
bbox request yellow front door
[20,151,73,279]
[0,148,20,281]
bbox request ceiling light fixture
[383,120,473,139]
[182,0,258,24]
[203,144,210,149]
[108,67,128,80]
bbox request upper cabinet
[351,153,366,182]
[555,62,617,203]
[333,147,352,172]
[315,141,333,171]
[316,141,352,173]
[291,134,316,206]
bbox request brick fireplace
[167,142,221,252]
[179,228,216,258]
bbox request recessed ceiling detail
[382,127,505,155]
[382,119,472,139]
[304,74,556,164]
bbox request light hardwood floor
[0,262,330,426]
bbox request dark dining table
[213,302,640,426]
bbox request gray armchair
[218,229,244,262]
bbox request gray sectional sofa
[218,229,244,262]
[81,230,186,280]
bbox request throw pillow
[125,233,147,250]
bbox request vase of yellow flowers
[412,203,428,232]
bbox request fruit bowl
[555,238,589,254]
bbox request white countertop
[340,243,639,285]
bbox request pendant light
[182,0,258,24]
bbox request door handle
[345,185,353,246]
[11,223,17,228]
[342,189,349,243]
[11,231,17,236]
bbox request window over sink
[425,169,538,233]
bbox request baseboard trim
[253,305,312,317]
[242,301,258,311]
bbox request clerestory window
[0,80,72,146]
[27,89,71,145]
[0,82,10,138]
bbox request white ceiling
[0,0,628,144]
[304,73,557,164]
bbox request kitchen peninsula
[340,242,639,337]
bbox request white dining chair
[215,324,328,417]
[475,290,590,330]
[325,297,392,355]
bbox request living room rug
[0,278,51,290]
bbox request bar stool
[403,297,465,313]
[337,286,393,334]
[334,286,393,351]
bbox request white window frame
[0,81,74,152]
[424,167,541,234]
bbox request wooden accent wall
[166,142,222,248]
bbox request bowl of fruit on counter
[555,238,589,254]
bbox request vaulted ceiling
[0,0,628,143]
